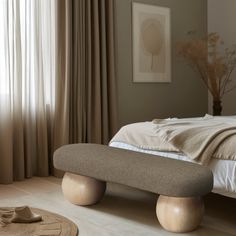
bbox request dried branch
[224,84,236,94]
[177,33,236,101]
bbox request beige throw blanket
[154,121,236,164]
[110,122,178,152]
[110,116,236,164]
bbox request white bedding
[110,124,236,199]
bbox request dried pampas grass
[177,33,236,102]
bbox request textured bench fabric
[54,144,213,197]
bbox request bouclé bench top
[54,144,213,197]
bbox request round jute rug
[0,208,78,236]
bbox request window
[0,1,9,95]
[0,0,56,109]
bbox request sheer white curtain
[0,0,56,183]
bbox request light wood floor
[0,177,236,236]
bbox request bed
[109,115,236,198]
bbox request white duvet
[109,121,236,199]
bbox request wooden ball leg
[62,172,106,206]
[156,195,204,233]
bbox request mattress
[109,141,236,198]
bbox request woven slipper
[11,206,42,223]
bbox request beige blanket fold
[110,116,236,164]
[154,122,236,164]
[109,122,179,152]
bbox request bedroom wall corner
[114,0,208,127]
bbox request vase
[213,100,222,116]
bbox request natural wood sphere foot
[62,172,106,206]
[156,195,204,233]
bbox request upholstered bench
[53,143,213,233]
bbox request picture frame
[132,2,171,83]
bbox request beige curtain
[54,0,118,150]
[0,0,118,183]
[0,0,56,184]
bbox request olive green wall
[114,0,208,127]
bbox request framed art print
[132,3,171,83]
